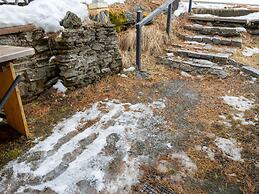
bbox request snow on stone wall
[0,0,89,32]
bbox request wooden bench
[0,45,35,137]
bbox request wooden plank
[0,62,29,137]
[0,45,35,63]
[0,24,36,36]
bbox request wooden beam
[0,45,35,63]
[0,24,36,36]
[0,63,30,137]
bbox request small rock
[119,73,128,78]
[123,66,135,72]
[61,11,82,29]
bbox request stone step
[188,14,254,25]
[171,42,237,55]
[192,8,259,17]
[182,41,237,54]
[166,49,230,62]
[161,55,228,78]
[177,33,242,47]
[228,59,259,78]
[184,24,246,37]
[242,66,259,78]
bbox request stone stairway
[161,8,259,78]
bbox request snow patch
[242,47,259,57]
[222,96,254,112]
[53,80,67,94]
[215,137,243,162]
[0,99,166,193]
[0,0,89,32]
[232,112,255,125]
[49,56,56,63]
[123,66,135,72]
[151,99,166,109]
[219,115,232,128]
[171,152,197,175]
[167,143,173,149]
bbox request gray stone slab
[184,24,246,37]
[172,49,230,61]
[242,66,259,78]
[189,15,248,24]
[180,34,242,47]
[161,55,228,78]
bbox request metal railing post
[136,10,143,71]
[188,0,193,13]
[166,3,172,35]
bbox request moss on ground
[109,11,128,32]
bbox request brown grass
[118,15,179,68]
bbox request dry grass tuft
[119,24,169,55]
[118,16,179,68]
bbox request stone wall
[0,24,122,99]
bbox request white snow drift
[0,0,89,32]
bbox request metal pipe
[137,0,176,28]
[188,0,193,13]
[136,10,143,71]
[0,75,21,111]
[166,3,172,35]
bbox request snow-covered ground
[0,0,89,32]
[0,99,169,193]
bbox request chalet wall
[0,24,122,99]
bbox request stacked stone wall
[0,24,122,99]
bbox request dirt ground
[0,1,258,193]
[0,59,258,193]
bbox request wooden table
[0,45,35,137]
